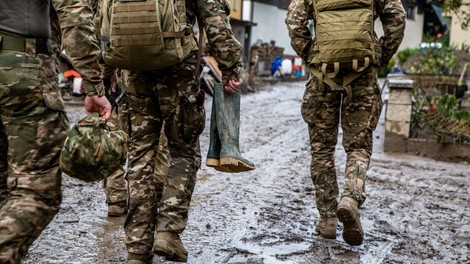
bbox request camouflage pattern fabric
[0,28,68,264]
[103,99,128,205]
[123,51,204,256]
[286,0,406,68]
[52,0,105,96]
[0,0,107,260]
[286,0,405,218]
[122,0,242,257]
[59,113,128,182]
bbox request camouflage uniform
[0,0,104,262]
[286,0,405,218]
[88,0,128,212]
[122,0,242,258]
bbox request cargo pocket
[179,92,205,144]
[43,90,65,111]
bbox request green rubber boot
[213,83,255,173]
[206,96,221,168]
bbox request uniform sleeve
[52,0,105,96]
[378,0,406,67]
[195,0,243,80]
[285,0,313,63]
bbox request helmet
[59,113,128,182]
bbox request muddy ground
[23,80,469,264]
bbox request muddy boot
[315,216,338,239]
[206,97,221,168]
[107,201,127,217]
[127,252,153,264]
[213,83,255,173]
[336,197,363,246]
[153,232,188,262]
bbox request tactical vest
[100,0,197,70]
[0,0,51,39]
[311,0,376,93]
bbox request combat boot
[127,252,153,264]
[213,83,255,173]
[107,201,127,217]
[153,232,188,262]
[315,216,338,239]
[336,196,363,246]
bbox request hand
[223,79,242,94]
[84,95,112,121]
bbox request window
[406,4,415,20]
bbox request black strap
[0,33,50,54]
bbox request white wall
[449,13,470,48]
[375,8,424,51]
[242,0,252,21]
[249,2,296,56]
[245,1,425,57]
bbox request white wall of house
[448,13,470,48]
[243,1,426,57]
[245,2,296,56]
[375,8,424,51]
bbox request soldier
[104,0,243,263]
[0,0,111,262]
[286,0,405,245]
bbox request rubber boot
[213,83,255,173]
[315,216,338,239]
[153,232,188,262]
[336,196,364,245]
[206,96,221,168]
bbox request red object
[63,70,81,78]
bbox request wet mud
[23,81,469,263]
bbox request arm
[195,0,243,83]
[378,0,406,67]
[53,0,111,120]
[285,0,314,63]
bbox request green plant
[407,46,458,75]
[434,94,470,122]
[396,48,419,65]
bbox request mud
[23,80,469,264]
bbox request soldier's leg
[302,77,342,219]
[104,110,128,217]
[341,70,382,205]
[337,69,382,246]
[0,51,69,261]
[154,53,203,262]
[123,70,162,263]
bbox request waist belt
[0,34,51,54]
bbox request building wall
[248,2,295,56]
[244,0,425,58]
[228,0,243,20]
[448,13,470,48]
[375,7,424,51]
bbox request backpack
[310,0,376,92]
[100,0,197,70]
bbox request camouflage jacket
[189,0,243,80]
[52,0,104,96]
[285,0,406,68]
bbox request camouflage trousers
[103,109,127,205]
[123,52,204,256]
[301,68,382,218]
[0,49,69,262]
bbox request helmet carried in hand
[59,113,128,182]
